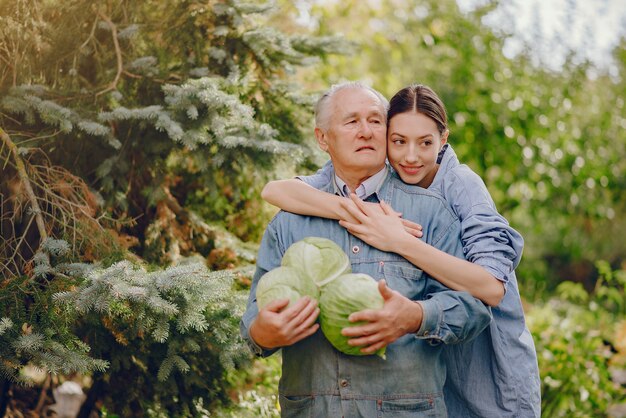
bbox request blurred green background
[0,0,625,416]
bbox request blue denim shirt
[431,145,541,418]
[241,170,491,418]
[300,147,541,417]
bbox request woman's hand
[340,280,423,354]
[338,194,422,251]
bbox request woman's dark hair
[388,84,448,135]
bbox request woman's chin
[397,173,422,185]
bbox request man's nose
[358,120,373,139]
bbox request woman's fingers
[400,218,423,231]
[349,193,373,215]
[339,198,368,223]
[380,200,402,217]
[400,219,424,238]
[338,220,368,235]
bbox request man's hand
[341,280,423,354]
[250,296,320,349]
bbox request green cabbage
[319,273,386,359]
[257,237,385,358]
[256,266,319,309]
[281,237,351,286]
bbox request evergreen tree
[0,0,344,414]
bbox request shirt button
[340,379,349,387]
[352,245,360,254]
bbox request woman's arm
[262,179,423,237]
[339,195,504,307]
[262,179,350,220]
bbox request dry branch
[0,127,48,242]
[96,12,124,97]
[0,128,121,279]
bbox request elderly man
[240,82,491,417]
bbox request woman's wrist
[395,232,426,261]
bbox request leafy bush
[527,261,626,417]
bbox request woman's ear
[440,129,449,148]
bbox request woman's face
[387,111,448,188]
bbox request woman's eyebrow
[389,131,406,138]
[388,131,433,140]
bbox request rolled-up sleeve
[445,167,524,284]
[240,218,284,357]
[416,204,492,345]
[416,288,492,345]
[461,204,524,283]
[296,160,333,189]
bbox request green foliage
[1,0,342,414]
[1,0,341,256]
[304,0,626,295]
[528,261,626,417]
[214,356,281,418]
[53,258,250,416]
[0,239,107,386]
[3,0,626,415]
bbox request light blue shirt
[298,145,541,418]
[241,169,491,417]
[334,166,388,199]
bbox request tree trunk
[0,378,11,418]
[76,376,105,418]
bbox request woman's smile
[398,164,422,175]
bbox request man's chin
[347,160,386,173]
[356,156,386,169]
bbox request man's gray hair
[314,81,389,131]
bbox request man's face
[315,88,387,179]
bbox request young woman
[262,84,541,417]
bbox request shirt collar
[334,166,388,199]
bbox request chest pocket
[381,263,426,300]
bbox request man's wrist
[410,301,424,334]
[249,319,272,350]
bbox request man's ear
[315,127,329,152]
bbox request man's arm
[342,202,492,353]
[240,218,320,357]
[342,279,491,354]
